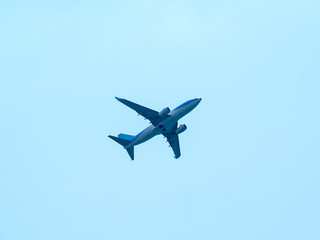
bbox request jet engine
[159,107,170,117]
[175,124,187,134]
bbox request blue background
[1,1,319,239]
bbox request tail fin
[118,134,135,141]
[108,135,134,160]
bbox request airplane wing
[163,123,181,159]
[115,97,162,125]
[166,133,181,159]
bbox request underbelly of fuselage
[134,115,178,146]
[134,126,160,146]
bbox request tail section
[108,135,130,147]
[108,135,135,160]
[126,146,134,161]
[117,134,135,141]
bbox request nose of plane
[193,97,202,106]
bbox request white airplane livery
[109,97,202,160]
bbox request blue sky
[1,1,320,239]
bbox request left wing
[115,97,163,125]
[163,123,181,159]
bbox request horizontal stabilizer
[126,147,134,160]
[108,135,135,160]
[108,135,130,147]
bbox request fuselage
[125,98,202,149]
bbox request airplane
[108,97,202,160]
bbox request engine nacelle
[175,124,187,134]
[159,107,170,117]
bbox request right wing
[166,133,181,159]
[163,122,181,159]
[115,97,163,125]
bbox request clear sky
[1,1,320,240]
